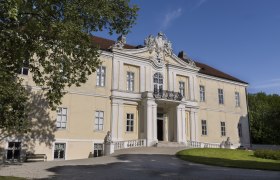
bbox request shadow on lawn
[42,154,280,180]
[176,155,280,171]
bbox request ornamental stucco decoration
[144,32,173,65]
[113,35,126,49]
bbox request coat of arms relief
[144,32,172,67]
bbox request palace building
[1,33,250,161]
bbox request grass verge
[0,176,25,180]
[176,148,280,171]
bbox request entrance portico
[141,91,188,146]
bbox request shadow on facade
[1,86,56,162]
[238,115,249,148]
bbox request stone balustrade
[153,90,183,101]
[187,140,220,148]
[114,139,147,150]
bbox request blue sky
[95,0,280,95]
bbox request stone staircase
[156,141,187,148]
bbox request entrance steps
[156,141,187,148]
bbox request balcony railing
[153,90,183,101]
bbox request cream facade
[1,33,250,161]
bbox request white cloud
[161,8,182,30]
[252,79,280,89]
[191,0,207,11]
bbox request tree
[248,93,280,145]
[0,0,138,139]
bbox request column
[176,104,186,144]
[142,94,157,146]
[112,60,119,90]
[189,109,198,141]
[111,99,123,141]
[140,66,145,92]
[163,114,168,141]
[118,61,124,90]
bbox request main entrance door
[157,113,164,141]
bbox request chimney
[178,51,188,59]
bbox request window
[95,111,104,131]
[54,143,66,160]
[221,122,226,136]
[200,85,205,102]
[96,66,106,86]
[18,61,29,75]
[94,143,103,157]
[179,81,185,96]
[127,72,135,91]
[218,88,224,104]
[56,107,67,129]
[126,113,134,132]
[235,92,240,107]
[238,123,242,137]
[201,120,207,135]
[153,73,163,94]
[7,142,21,161]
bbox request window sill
[94,130,105,133]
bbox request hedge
[254,149,280,160]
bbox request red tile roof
[91,36,248,84]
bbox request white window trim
[52,141,68,161]
[218,88,224,105]
[127,71,135,92]
[201,120,208,136]
[126,113,134,132]
[95,111,104,131]
[96,66,106,87]
[235,92,240,107]
[56,107,68,130]
[179,81,185,97]
[200,85,206,102]
[220,121,226,137]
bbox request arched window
[153,73,163,93]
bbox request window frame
[220,121,226,136]
[95,111,104,131]
[201,120,207,136]
[93,143,104,157]
[153,73,163,93]
[179,81,185,97]
[54,143,66,160]
[235,92,240,107]
[126,113,134,132]
[96,66,106,87]
[200,85,205,102]
[126,71,135,92]
[18,60,29,75]
[218,88,224,104]
[56,107,68,129]
[238,123,242,137]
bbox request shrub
[254,149,280,160]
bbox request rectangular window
[126,113,134,132]
[201,120,207,135]
[221,121,226,136]
[127,72,135,91]
[95,111,104,131]
[218,88,224,104]
[7,142,21,160]
[235,92,240,107]
[56,107,67,129]
[94,143,104,157]
[54,143,66,160]
[18,61,29,75]
[179,81,185,96]
[238,123,242,137]
[96,66,106,86]
[200,85,205,102]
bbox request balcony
[153,90,183,101]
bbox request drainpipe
[245,87,252,149]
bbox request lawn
[176,148,280,171]
[0,177,25,180]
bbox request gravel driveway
[0,147,279,179]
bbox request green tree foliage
[249,93,280,145]
[0,0,138,138]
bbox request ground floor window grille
[94,143,103,157]
[54,143,66,160]
[7,142,21,161]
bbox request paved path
[0,147,279,179]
